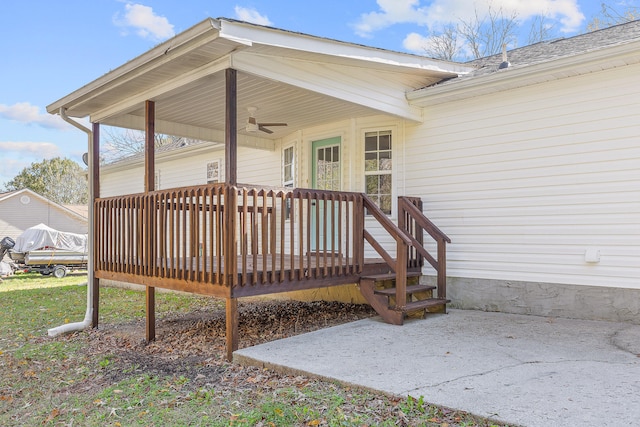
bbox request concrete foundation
[425,276,640,324]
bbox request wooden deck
[93,183,450,361]
[96,254,390,298]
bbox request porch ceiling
[99,69,391,141]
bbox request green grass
[0,271,88,292]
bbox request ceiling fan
[245,106,287,134]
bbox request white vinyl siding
[101,145,282,197]
[405,64,640,289]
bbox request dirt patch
[81,299,376,388]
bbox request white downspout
[48,108,95,336]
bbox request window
[207,160,220,183]
[283,146,294,188]
[154,170,161,190]
[364,130,392,215]
[283,146,295,219]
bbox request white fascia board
[47,18,221,116]
[219,19,472,76]
[105,114,275,152]
[0,190,19,202]
[0,188,29,202]
[408,40,640,106]
[232,52,424,122]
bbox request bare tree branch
[459,4,519,59]
[528,14,557,45]
[101,127,187,164]
[423,24,461,61]
[587,2,639,31]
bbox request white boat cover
[0,261,12,275]
[14,223,88,253]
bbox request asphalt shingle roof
[449,19,640,83]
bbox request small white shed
[0,189,88,240]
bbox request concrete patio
[235,309,640,427]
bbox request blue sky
[0,0,628,188]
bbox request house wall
[100,145,281,197]
[292,116,406,258]
[406,63,640,322]
[0,195,87,239]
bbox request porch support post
[144,100,156,342]
[226,297,238,362]
[91,122,100,328]
[225,68,237,186]
[224,68,239,361]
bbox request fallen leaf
[43,408,60,424]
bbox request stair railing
[398,197,451,299]
[362,195,412,308]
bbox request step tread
[374,284,436,296]
[400,298,450,312]
[361,271,422,281]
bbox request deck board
[96,254,389,298]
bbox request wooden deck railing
[398,196,451,299]
[94,184,367,296]
[361,195,450,308]
[362,196,412,308]
[95,184,448,300]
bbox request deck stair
[359,196,451,326]
[359,271,449,325]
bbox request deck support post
[145,100,156,342]
[226,297,238,362]
[91,122,100,328]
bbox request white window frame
[363,129,393,216]
[282,144,296,220]
[154,170,161,190]
[282,144,295,188]
[206,159,221,184]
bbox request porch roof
[46,18,472,142]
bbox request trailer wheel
[53,266,68,278]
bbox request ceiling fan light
[246,121,259,132]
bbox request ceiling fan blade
[258,125,274,134]
[257,123,287,127]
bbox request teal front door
[311,137,341,251]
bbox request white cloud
[353,0,430,37]
[0,102,68,130]
[353,0,585,37]
[234,6,273,26]
[114,3,175,40]
[0,141,60,158]
[0,142,61,185]
[403,32,431,52]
